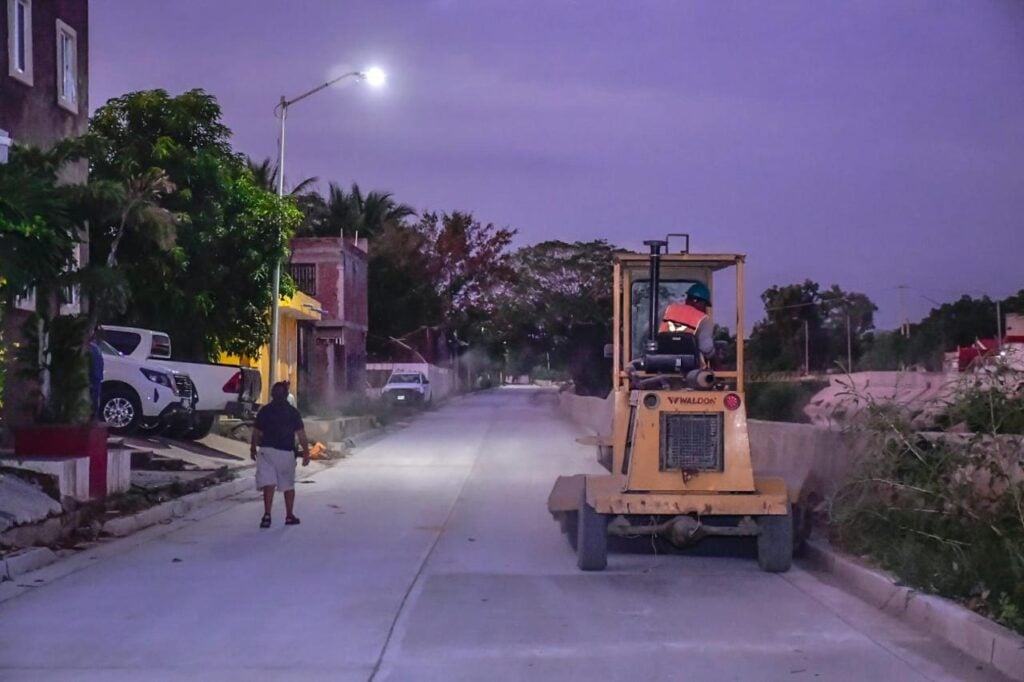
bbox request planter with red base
[13,424,109,497]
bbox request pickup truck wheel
[101,387,142,435]
[163,420,192,439]
[183,414,216,440]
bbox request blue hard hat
[687,282,711,303]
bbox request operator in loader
[659,282,716,366]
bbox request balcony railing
[289,263,317,297]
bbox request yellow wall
[220,291,322,404]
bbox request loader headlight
[643,393,659,409]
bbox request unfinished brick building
[288,237,369,410]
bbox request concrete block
[102,476,250,538]
[106,448,133,495]
[0,473,63,525]
[0,456,89,501]
[101,515,137,537]
[2,547,58,579]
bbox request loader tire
[756,506,794,573]
[562,511,579,551]
[576,486,607,571]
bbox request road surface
[0,388,1010,681]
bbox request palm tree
[322,181,416,240]
[245,157,317,196]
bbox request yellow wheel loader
[548,235,795,572]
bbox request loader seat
[634,332,700,374]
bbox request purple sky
[90,1,1024,330]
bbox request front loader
[548,235,795,572]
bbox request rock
[0,473,62,526]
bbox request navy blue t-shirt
[254,400,304,451]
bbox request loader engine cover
[659,412,724,472]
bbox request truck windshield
[389,374,421,384]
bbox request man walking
[250,381,310,528]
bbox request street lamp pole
[268,68,385,391]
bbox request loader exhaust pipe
[686,369,715,389]
[643,239,668,352]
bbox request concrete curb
[101,476,253,538]
[804,539,1024,681]
[0,547,59,581]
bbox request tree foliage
[85,89,300,359]
[367,223,444,345]
[416,211,516,326]
[0,145,79,310]
[367,211,516,352]
[297,182,416,240]
[860,291,1024,371]
[748,280,877,373]
[484,240,616,395]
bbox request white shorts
[255,446,297,491]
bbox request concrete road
[0,388,1010,681]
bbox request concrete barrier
[302,416,376,444]
[557,391,614,437]
[747,420,862,501]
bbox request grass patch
[828,368,1024,634]
[745,380,827,422]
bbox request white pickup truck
[97,340,196,436]
[100,326,261,439]
[381,371,433,406]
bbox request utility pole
[804,319,810,376]
[898,284,910,337]
[846,313,852,372]
[996,299,1003,349]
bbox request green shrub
[745,381,827,422]
[829,380,1024,633]
[946,368,1024,434]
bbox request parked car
[98,340,196,436]
[381,371,432,406]
[99,326,261,439]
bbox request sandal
[285,515,301,526]
[260,514,271,529]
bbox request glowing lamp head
[362,67,386,88]
[724,393,742,411]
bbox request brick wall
[289,238,369,407]
[0,0,89,150]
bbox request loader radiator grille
[660,413,724,472]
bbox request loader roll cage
[612,245,746,394]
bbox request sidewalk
[0,405,406,583]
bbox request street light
[268,67,386,390]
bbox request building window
[56,19,77,112]
[7,0,33,85]
[289,263,317,297]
